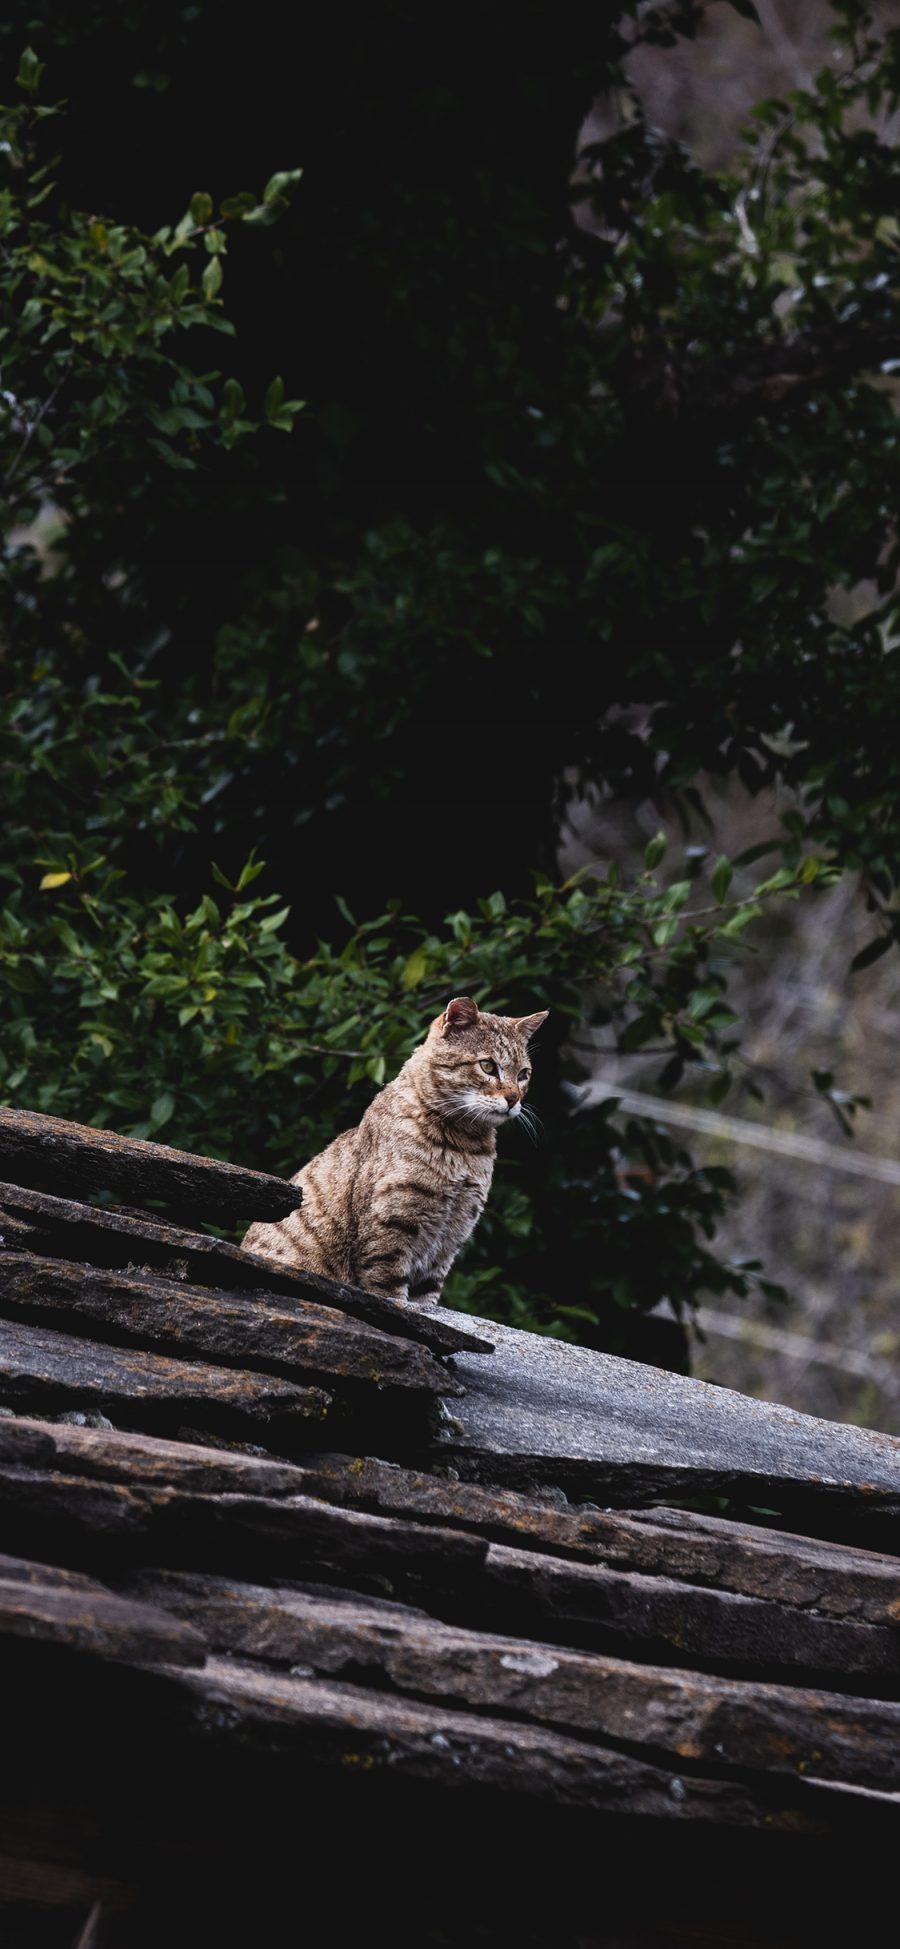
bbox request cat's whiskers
[445,1091,491,1134]
[516,1103,542,1145]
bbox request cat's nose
[503,1092,520,1113]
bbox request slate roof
[1,1106,899,1947]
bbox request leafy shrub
[3,13,896,1350]
[0,838,828,1332]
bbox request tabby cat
[242,995,548,1302]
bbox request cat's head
[423,995,548,1129]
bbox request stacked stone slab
[2,1107,900,1945]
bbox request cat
[242,995,548,1304]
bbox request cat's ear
[515,1009,549,1043]
[441,996,480,1034]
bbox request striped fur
[242,997,548,1302]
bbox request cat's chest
[443,1166,488,1208]
[409,1163,489,1266]
[402,1151,491,1226]
[435,1162,492,1247]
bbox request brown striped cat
[242,996,548,1303]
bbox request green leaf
[733,840,782,867]
[618,1010,660,1053]
[264,375,284,418]
[707,1072,732,1106]
[402,945,428,989]
[17,47,45,93]
[202,255,223,301]
[149,440,196,472]
[150,1091,175,1129]
[850,934,893,972]
[711,856,732,903]
[446,909,472,945]
[221,377,245,422]
[190,191,214,226]
[236,851,266,890]
[263,168,303,204]
[754,867,798,896]
[717,903,762,938]
[644,833,667,870]
[268,404,305,431]
[686,984,721,1020]
[220,192,257,219]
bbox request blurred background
[578,0,900,1430]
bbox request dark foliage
[2,2,897,1348]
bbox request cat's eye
[517,1069,530,1083]
[479,1058,498,1076]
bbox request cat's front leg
[355,1233,417,1302]
[406,1273,443,1307]
[357,1192,470,1305]
[356,1249,443,1308]
[406,1240,461,1309]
